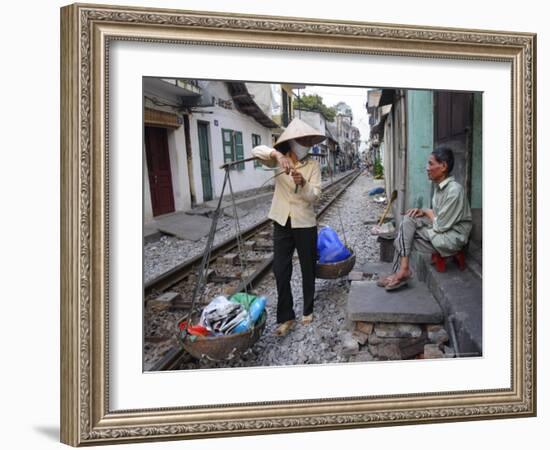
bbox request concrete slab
[154,212,213,241]
[359,261,394,276]
[223,207,249,219]
[424,263,482,355]
[347,280,443,324]
[143,226,162,244]
[185,206,216,216]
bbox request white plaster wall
[167,125,192,212]
[188,81,277,203]
[143,80,194,217]
[295,109,326,133]
[143,143,153,222]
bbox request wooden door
[434,91,474,199]
[145,126,175,217]
[197,122,213,202]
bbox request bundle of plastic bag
[317,226,351,263]
[198,294,268,336]
[199,296,245,335]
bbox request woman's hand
[291,169,305,187]
[270,149,292,174]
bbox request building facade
[143,79,280,222]
[366,88,483,245]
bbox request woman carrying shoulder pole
[252,118,326,336]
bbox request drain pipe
[448,314,460,357]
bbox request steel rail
[145,170,359,296]
[149,170,362,371]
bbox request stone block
[369,342,402,360]
[374,323,422,339]
[350,350,375,362]
[399,334,429,359]
[426,324,443,333]
[424,344,445,359]
[342,334,360,356]
[428,327,449,345]
[355,321,374,335]
[352,330,369,346]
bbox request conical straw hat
[274,117,326,152]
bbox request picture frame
[60,3,536,446]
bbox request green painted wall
[470,92,483,209]
[406,91,434,209]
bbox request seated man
[379,147,472,291]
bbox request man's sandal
[376,274,394,287]
[385,275,411,291]
[274,320,295,336]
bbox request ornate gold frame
[60,3,536,446]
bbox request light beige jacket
[252,145,321,228]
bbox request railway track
[146,169,362,371]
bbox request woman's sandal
[274,320,295,336]
[302,314,313,325]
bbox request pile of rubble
[342,321,455,361]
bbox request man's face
[426,154,447,182]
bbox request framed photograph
[60,3,536,446]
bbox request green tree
[294,94,336,122]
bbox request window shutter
[222,129,234,163]
[252,134,262,168]
[235,131,244,170]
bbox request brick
[348,271,364,281]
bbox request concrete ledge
[347,280,443,324]
[413,253,482,355]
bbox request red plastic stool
[431,249,466,273]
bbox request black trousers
[272,218,318,323]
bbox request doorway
[197,121,213,202]
[144,126,175,217]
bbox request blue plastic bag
[317,226,351,263]
[368,186,385,196]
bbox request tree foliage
[294,94,337,122]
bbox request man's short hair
[432,147,454,175]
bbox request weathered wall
[406,90,434,210]
[470,92,483,243]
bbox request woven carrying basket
[315,248,356,279]
[181,312,267,361]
